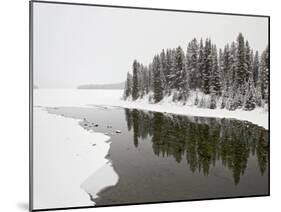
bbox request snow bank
[123,91,268,129]
[34,89,122,108]
[33,107,118,209]
[34,89,268,129]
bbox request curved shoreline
[34,89,268,130]
[33,107,118,209]
[103,101,269,130]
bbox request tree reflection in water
[124,109,268,185]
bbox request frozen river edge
[33,107,118,209]
[32,89,268,209]
[34,89,268,129]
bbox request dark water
[47,106,269,206]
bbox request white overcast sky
[33,2,268,88]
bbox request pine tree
[197,39,205,91]
[138,64,145,98]
[123,72,133,99]
[211,45,221,96]
[152,55,164,103]
[148,64,153,92]
[220,45,230,108]
[137,64,150,98]
[159,50,167,91]
[160,50,167,78]
[229,41,237,85]
[187,38,199,90]
[236,33,247,89]
[172,46,186,91]
[225,42,238,110]
[143,66,149,94]
[255,80,263,107]
[165,49,172,91]
[219,48,224,79]
[202,38,212,94]
[132,60,139,100]
[167,48,177,89]
[245,40,251,82]
[250,49,254,80]
[222,45,231,94]
[244,78,257,111]
[253,51,259,87]
[259,46,269,104]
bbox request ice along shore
[35,89,268,129]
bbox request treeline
[77,82,124,89]
[123,33,269,111]
[125,109,268,185]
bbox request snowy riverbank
[33,107,118,209]
[33,88,268,209]
[34,89,268,129]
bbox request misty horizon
[34,81,125,89]
[33,2,268,88]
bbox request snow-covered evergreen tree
[210,45,221,96]
[166,48,177,90]
[159,50,168,92]
[250,49,254,78]
[221,45,231,96]
[123,33,268,112]
[220,45,229,108]
[148,64,153,92]
[245,40,252,82]
[255,80,263,107]
[197,39,205,91]
[259,46,269,104]
[132,60,139,100]
[172,46,186,91]
[160,50,167,78]
[143,66,149,94]
[123,72,133,99]
[152,55,164,103]
[224,42,238,110]
[244,78,257,111]
[202,39,212,94]
[138,64,145,98]
[253,51,259,87]
[236,33,247,90]
[229,41,237,84]
[219,48,224,80]
[187,38,199,90]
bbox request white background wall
[0,0,278,211]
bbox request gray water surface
[47,106,269,206]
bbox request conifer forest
[123,33,269,111]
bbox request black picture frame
[29,1,270,211]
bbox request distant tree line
[77,82,124,90]
[123,33,269,111]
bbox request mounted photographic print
[30,1,269,211]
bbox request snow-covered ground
[33,107,118,209]
[34,89,268,129]
[33,88,268,209]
